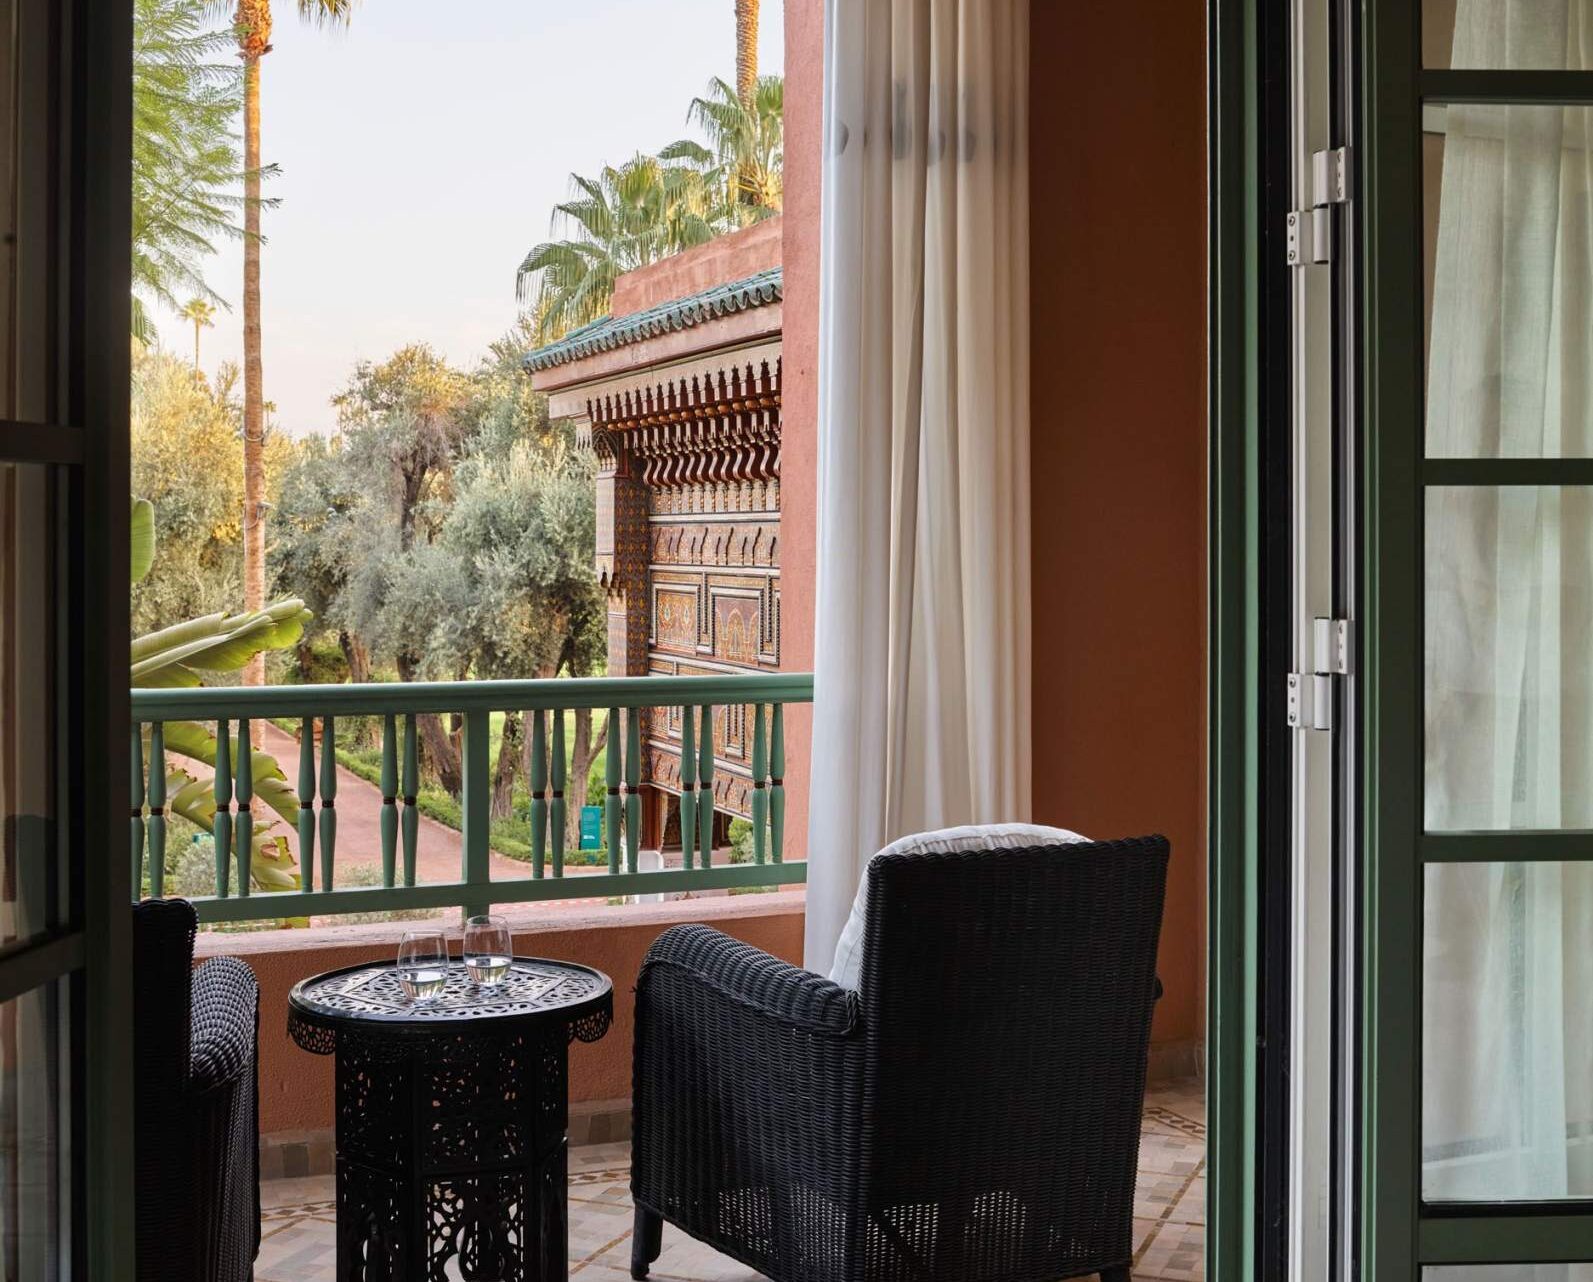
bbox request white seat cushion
[827,823,1089,990]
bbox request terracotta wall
[1027,1,1208,1051]
[778,0,824,866]
[609,217,782,317]
[208,898,804,1136]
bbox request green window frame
[1363,3,1593,1275]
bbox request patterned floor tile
[258,1078,1206,1280]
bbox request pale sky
[151,0,785,436]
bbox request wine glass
[397,929,449,1001]
[463,915,512,987]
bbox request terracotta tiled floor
[256,1080,1205,1281]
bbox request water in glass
[464,915,512,987]
[397,929,448,1001]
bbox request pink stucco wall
[777,0,823,874]
[609,217,782,318]
[1028,1,1208,1053]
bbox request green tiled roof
[523,266,782,373]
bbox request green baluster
[530,709,547,880]
[550,711,566,878]
[213,718,232,897]
[698,704,714,867]
[771,703,786,863]
[319,716,337,891]
[605,707,621,874]
[236,718,253,896]
[752,704,768,864]
[678,704,697,872]
[148,722,166,897]
[130,724,145,898]
[461,711,490,919]
[402,714,418,886]
[625,707,641,875]
[297,717,316,892]
[380,713,397,888]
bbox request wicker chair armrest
[188,957,258,1097]
[639,924,858,1037]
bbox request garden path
[257,721,530,888]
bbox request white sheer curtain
[1422,0,1593,1202]
[804,0,1031,969]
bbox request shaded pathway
[257,721,532,888]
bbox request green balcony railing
[130,674,811,925]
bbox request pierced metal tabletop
[287,957,613,1054]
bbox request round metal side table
[288,957,612,1281]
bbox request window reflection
[0,465,59,947]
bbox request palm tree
[179,297,217,370]
[132,0,254,342]
[661,75,783,224]
[221,0,358,690]
[516,156,720,345]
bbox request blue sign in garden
[579,805,603,850]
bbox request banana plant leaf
[165,770,301,894]
[131,601,312,686]
[157,720,300,828]
[131,498,155,585]
[132,499,311,901]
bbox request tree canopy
[517,73,784,345]
[132,0,269,340]
[131,348,293,634]
[270,328,607,806]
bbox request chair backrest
[132,897,198,1101]
[855,836,1169,1240]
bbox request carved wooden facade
[555,340,783,838]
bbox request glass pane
[1424,103,1593,456]
[0,981,68,1279]
[0,465,60,942]
[1425,0,1593,69]
[1425,1269,1593,1281]
[1425,487,1593,830]
[1425,862,1593,1201]
[0,0,58,422]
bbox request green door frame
[1362,2,1593,1273]
[1216,0,1593,1275]
[0,0,135,1271]
[84,0,138,1269]
[1207,0,1262,1277]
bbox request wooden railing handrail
[130,673,812,924]
[131,672,816,720]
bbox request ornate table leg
[331,1027,575,1281]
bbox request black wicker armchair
[630,834,1170,1282]
[133,898,261,1282]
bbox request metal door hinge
[1313,146,1350,206]
[1286,672,1334,731]
[1287,146,1351,266]
[1288,618,1352,730]
[1313,616,1351,676]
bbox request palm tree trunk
[193,319,201,371]
[734,0,761,208]
[240,42,267,694]
[735,0,760,107]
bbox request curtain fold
[1422,0,1593,1203]
[805,0,1031,970]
